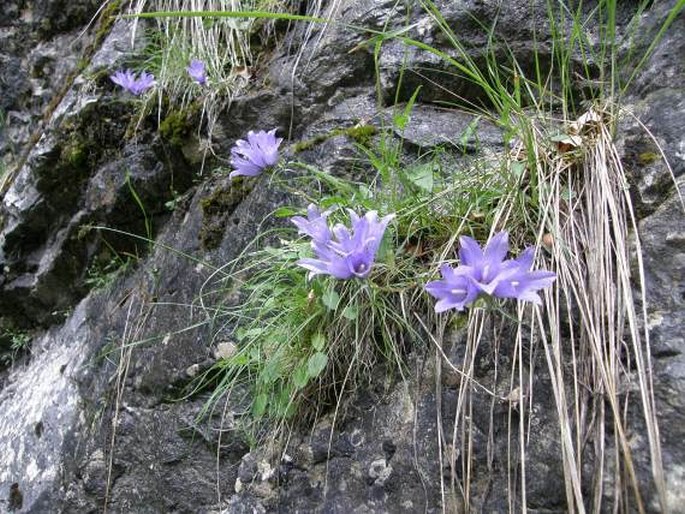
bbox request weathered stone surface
[0,299,92,511]
[0,12,193,329]
[0,0,103,168]
[625,175,685,513]
[395,104,503,153]
[0,102,191,326]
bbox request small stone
[185,363,200,377]
[368,458,392,486]
[257,460,275,482]
[214,341,237,360]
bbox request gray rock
[0,300,92,511]
[0,0,102,168]
[393,104,503,152]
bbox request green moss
[345,124,377,145]
[60,137,88,170]
[159,110,188,147]
[199,182,253,249]
[637,151,660,165]
[293,124,378,153]
[292,133,329,153]
[93,1,123,52]
[159,103,202,147]
[5,0,123,190]
[200,187,243,216]
[43,1,123,122]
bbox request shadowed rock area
[0,0,683,512]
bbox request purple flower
[492,248,557,305]
[294,208,395,280]
[229,129,283,179]
[425,231,556,312]
[187,59,207,86]
[291,204,332,246]
[457,231,510,295]
[425,264,480,312]
[110,69,156,96]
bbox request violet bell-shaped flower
[492,247,557,305]
[425,231,556,312]
[457,231,510,295]
[294,207,395,280]
[229,129,283,179]
[187,59,207,86]
[424,264,480,312]
[291,204,332,246]
[110,69,156,96]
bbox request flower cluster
[187,59,207,86]
[228,128,553,312]
[425,231,556,312]
[292,205,395,280]
[229,129,283,179]
[110,69,156,96]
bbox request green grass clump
[197,238,417,424]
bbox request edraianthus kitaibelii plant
[110,69,156,96]
[229,128,283,180]
[292,204,395,280]
[425,231,556,312]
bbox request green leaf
[511,161,526,178]
[261,356,282,384]
[273,386,296,418]
[293,366,309,389]
[342,305,358,320]
[311,332,326,351]
[322,288,340,311]
[228,353,249,367]
[253,393,268,417]
[405,163,434,192]
[236,327,264,342]
[459,116,481,147]
[549,133,582,146]
[393,86,422,130]
[307,352,328,378]
[320,196,348,208]
[358,184,374,199]
[375,227,394,265]
[273,206,298,218]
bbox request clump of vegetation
[85,253,132,290]
[158,103,202,147]
[0,322,32,366]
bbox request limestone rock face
[0,0,683,512]
[0,0,103,167]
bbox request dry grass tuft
[434,107,666,512]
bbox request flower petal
[458,235,483,266]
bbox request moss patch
[199,180,254,250]
[60,136,89,170]
[637,151,661,165]
[293,124,377,153]
[158,103,203,148]
[4,0,124,198]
